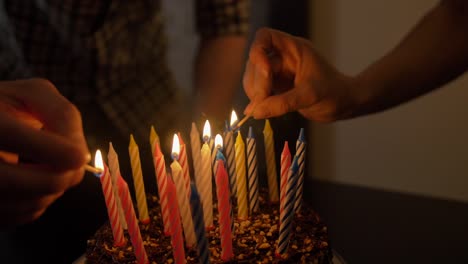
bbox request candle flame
[203,120,211,142]
[215,134,223,149]
[230,110,238,127]
[94,149,104,177]
[172,134,180,158]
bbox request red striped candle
[153,143,171,236]
[94,150,125,247]
[276,156,299,257]
[117,176,149,264]
[215,161,233,261]
[166,176,186,264]
[279,142,291,223]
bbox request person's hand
[0,79,90,228]
[243,27,359,122]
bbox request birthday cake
[85,190,332,263]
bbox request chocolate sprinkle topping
[86,190,332,263]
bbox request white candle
[171,134,196,247]
[246,127,259,213]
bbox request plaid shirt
[0,0,249,144]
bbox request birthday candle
[94,150,126,247]
[107,143,127,230]
[246,127,259,213]
[263,119,279,203]
[224,111,237,199]
[276,156,299,258]
[279,142,291,223]
[117,175,149,264]
[198,121,214,228]
[215,161,234,261]
[128,135,150,224]
[234,131,248,220]
[149,125,160,156]
[215,140,234,235]
[294,128,306,214]
[189,183,211,264]
[178,133,192,197]
[171,134,196,247]
[153,143,171,236]
[190,122,202,184]
[166,176,186,264]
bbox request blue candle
[190,183,210,264]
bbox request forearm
[352,0,468,117]
[194,35,247,128]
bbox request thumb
[251,84,316,119]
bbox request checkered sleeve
[196,0,250,37]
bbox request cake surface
[86,191,332,263]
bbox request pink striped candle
[279,142,291,223]
[177,133,192,197]
[117,175,149,264]
[215,160,234,261]
[107,143,127,230]
[153,143,171,236]
[94,150,125,247]
[166,176,186,264]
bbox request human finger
[251,85,317,119]
[0,161,84,197]
[0,79,89,167]
[0,112,88,170]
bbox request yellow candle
[263,119,279,203]
[234,131,248,220]
[107,142,128,229]
[190,122,202,181]
[128,135,150,224]
[149,125,160,155]
[198,121,214,228]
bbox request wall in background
[309,0,468,202]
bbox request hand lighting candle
[94,150,126,247]
[128,135,150,224]
[171,134,196,247]
[198,120,214,228]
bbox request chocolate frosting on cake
[86,191,332,263]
